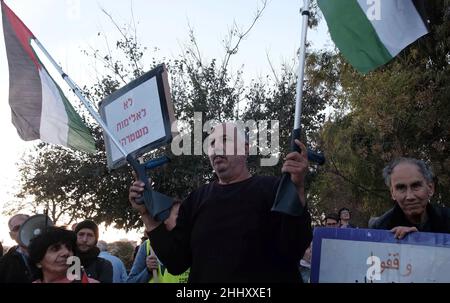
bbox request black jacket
[370,203,450,233]
[77,247,113,283]
[0,246,36,283]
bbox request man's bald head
[209,122,248,155]
[207,122,251,184]
[8,214,29,230]
[8,214,30,245]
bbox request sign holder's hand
[391,226,418,239]
[127,155,173,222]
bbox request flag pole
[33,38,173,222]
[149,246,160,283]
[33,39,129,159]
[272,0,326,216]
[293,0,310,131]
[287,0,325,164]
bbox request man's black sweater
[149,176,312,283]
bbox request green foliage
[12,2,327,228]
[10,1,449,230]
[308,0,450,226]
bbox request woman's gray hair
[382,157,434,188]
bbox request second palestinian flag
[318,0,429,73]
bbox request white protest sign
[311,228,450,283]
[104,77,165,162]
[99,65,175,169]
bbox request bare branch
[266,50,280,85]
[100,6,142,77]
[130,0,138,44]
[85,43,128,85]
[220,0,268,75]
[329,157,386,199]
[186,21,203,68]
[100,7,127,41]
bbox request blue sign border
[310,227,450,283]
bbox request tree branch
[266,50,280,85]
[220,0,267,77]
[100,7,142,78]
[329,157,386,199]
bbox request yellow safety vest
[145,239,189,283]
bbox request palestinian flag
[318,0,429,73]
[81,270,90,284]
[1,0,95,153]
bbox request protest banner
[311,227,450,283]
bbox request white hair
[97,240,108,252]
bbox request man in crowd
[127,201,189,283]
[323,213,339,227]
[0,214,35,283]
[74,220,113,283]
[97,240,128,283]
[338,207,356,228]
[129,122,312,282]
[299,242,312,283]
[370,158,450,238]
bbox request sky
[0,0,333,247]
